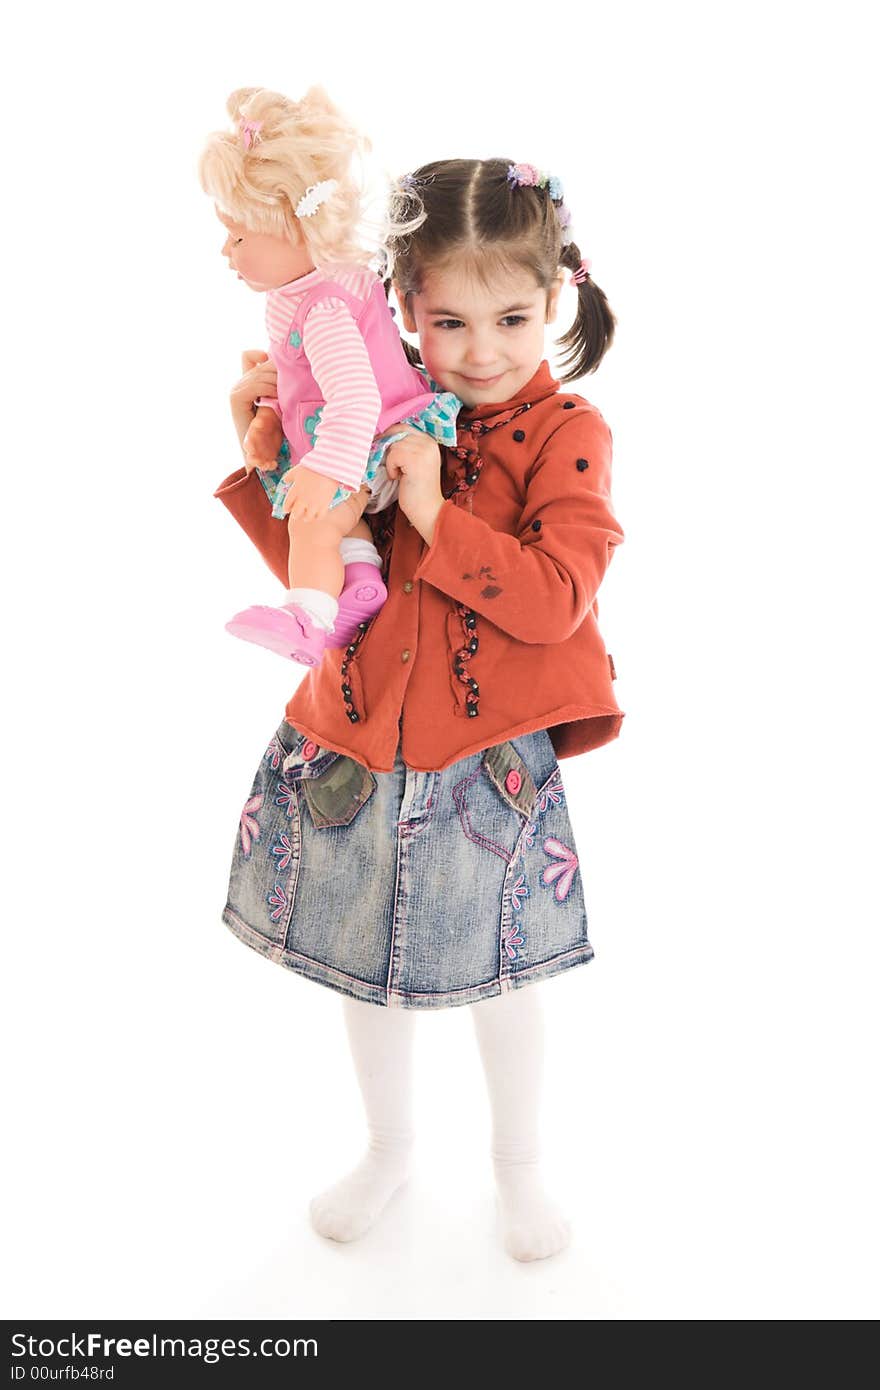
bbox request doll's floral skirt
[223,720,594,1009]
[257,390,461,521]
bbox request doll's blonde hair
[198,86,375,268]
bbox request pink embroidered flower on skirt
[541,837,579,903]
[502,920,526,961]
[272,833,294,871]
[537,775,565,815]
[239,794,263,857]
[511,872,530,912]
[267,883,288,923]
[275,783,297,818]
[264,737,284,771]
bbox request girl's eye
[501,315,527,327]
[434,319,464,330]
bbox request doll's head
[198,86,374,277]
[386,159,616,391]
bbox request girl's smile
[396,263,563,408]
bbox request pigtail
[556,240,616,381]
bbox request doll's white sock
[309,997,415,1243]
[470,986,571,1262]
[339,537,382,568]
[284,588,338,633]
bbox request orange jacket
[215,361,625,772]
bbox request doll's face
[216,208,314,291]
[396,262,563,408]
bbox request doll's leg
[287,488,370,597]
[309,997,416,1243]
[470,985,571,1262]
[226,486,384,661]
[286,488,387,649]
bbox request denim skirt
[223,720,594,1008]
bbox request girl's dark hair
[384,158,615,383]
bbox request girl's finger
[241,350,270,370]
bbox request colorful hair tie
[239,119,263,150]
[295,179,338,218]
[571,259,592,285]
[506,164,564,200]
[507,162,542,188]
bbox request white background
[3,0,878,1321]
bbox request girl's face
[397,262,563,408]
[215,208,313,291]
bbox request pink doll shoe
[327,563,388,648]
[225,604,327,667]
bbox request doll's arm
[412,410,624,645]
[229,351,280,456]
[243,406,285,472]
[298,298,382,491]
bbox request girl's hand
[230,350,279,451]
[382,427,445,531]
[281,465,341,523]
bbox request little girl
[199,87,460,666]
[214,158,624,1261]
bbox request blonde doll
[199,87,460,666]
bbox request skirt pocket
[299,756,377,829]
[226,723,378,947]
[452,740,538,863]
[278,724,377,829]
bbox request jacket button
[403,581,413,593]
[401,649,411,662]
[505,769,522,795]
[513,429,525,442]
[302,740,317,761]
[576,458,590,471]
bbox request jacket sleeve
[213,467,290,587]
[412,410,623,645]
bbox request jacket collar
[459,361,560,423]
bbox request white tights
[309,986,570,1261]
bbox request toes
[503,1212,572,1262]
[309,1196,372,1243]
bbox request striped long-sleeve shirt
[260,265,387,494]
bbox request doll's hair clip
[239,119,263,150]
[295,179,338,217]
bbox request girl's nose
[464,334,498,366]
